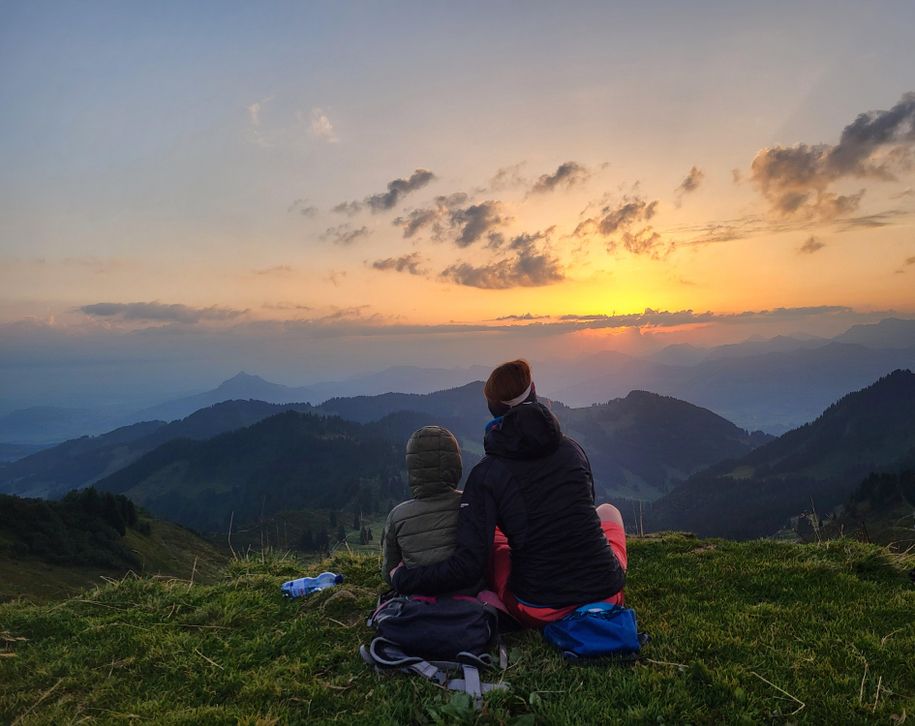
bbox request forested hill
[0,400,314,500]
[94,411,410,533]
[647,369,915,538]
[316,381,490,436]
[560,390,771,499]
[0,488,225,601]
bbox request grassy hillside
[0,517,226,603]
[1,536,912,724]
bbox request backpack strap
[360,638,508,706]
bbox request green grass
[0,520,226,603]
[1,535,913,724]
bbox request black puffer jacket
[393,402,624,607]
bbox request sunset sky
[2,1,915,406]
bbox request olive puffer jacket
[381,426,464,585]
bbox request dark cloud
[530,161,590,194]
[576,196,658,237]
[799,236,826,254]
[370,252,425,275]
[335,169,436,215]
[676,166,705,196]
[395,196,507,247]
[320,224,370,246]
[750,91,915,220]
[79,302,246,324]
[450,201,508,247]
[397,193,468,239]
[557,305,857,329]
[494,313,551,321]
[575,195,665,256]
[366,169,436,212]
[392,193,469,239]
[441,231,564,289]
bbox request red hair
[484,359,532,403]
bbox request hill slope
[88,390,770,532]
[0,490,225,602]
[94,411,408,533]
[1,537,912,723]
[0,400,314,500]
[561,390,770,499]
[648,370,915,539]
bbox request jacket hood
[405,425,463,498]
[484,401,562,460]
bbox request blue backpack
[542,602,647,662]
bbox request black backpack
[360,594,508,705]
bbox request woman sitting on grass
[391,359,627,627]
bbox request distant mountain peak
[221,372,270,386]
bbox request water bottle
[281,571,344,598]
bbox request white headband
[501,382,533,407]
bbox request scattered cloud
[264,301,312,311]
[288,198,318,217]
[370,252,425,275]
[395,196,507,246]
[320,224,370,246]
[675,166,705,204]
[325,269,347,286]
[253,265,294,276]
[441,231,564,289]
[246,96,273,147]
[892,187,914,199]
[494,313,551,321]
[366,169,436,212]
[335,169,436,215]
[731,168,742,184]
[575,196,658,237]
[450,201,508,247]
[749,91,915,220]
[79,302,247,324]
[799,236,826,254]
[557,305,857,329]
[677,166,705,193]
[486,162,528,191]
[393,193,468,239]
[309,107,338,143]
[332,200,362,216]
[530,161,590,194]
[835,209,908,230]
[574,194,667,257]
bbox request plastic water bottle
[281,571,344,598]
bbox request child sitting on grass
[381,426,470,589]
